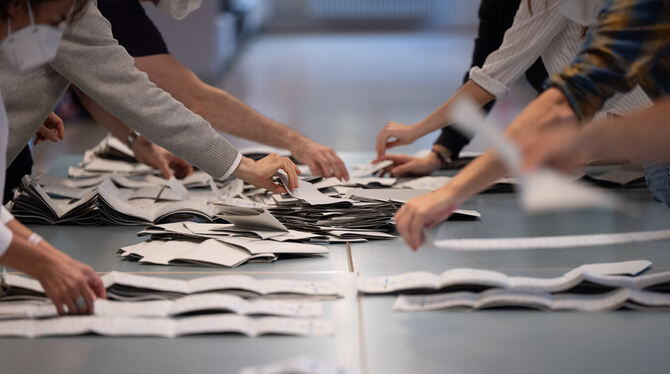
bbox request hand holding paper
[233,154,301,194]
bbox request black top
[98,0,170,57]
[435,0,548,158]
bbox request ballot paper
[0,294,323,320]
[356,260,651,294]
[277,172,353,206]
[392,287,670,312]
[394,176,519,193]
[582,165,646,188]
[431,229,670,251]
[238,356,360,374]
[350,160,393,177]
[312,177,396,190]
[218,209,288,233]
[449,97,622,213]
[1,271,345,300]
[0,315,334,338]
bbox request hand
[521,125,590,173]
[35,252,106,315]
[291,139,349,181]
[131,136,194,179]
[394,189,461,251]
[375,121,420,159]
[33,112,65,145]
[233,153,301,194]
[377,153,441,177]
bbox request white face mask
[0,0,64,73]
[158,0,202,20]
[559,0,606,26]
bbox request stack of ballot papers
[0,272,342,338]
[1,271,345,301]
[356,260,670,312]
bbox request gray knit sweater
[0,2,241,178]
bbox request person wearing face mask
[31,0,350,184]
[0,0,303,200]
[0,0,106,316]
[388,0,656,250]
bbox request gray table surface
[3,153,670,374]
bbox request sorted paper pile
[0,272,342,338]
[357,260,670,312]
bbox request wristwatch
[125,131,140,148]
[431,146,451,166]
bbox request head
[0,0,88,41]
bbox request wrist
[431,145,451,167]
[232,156,256,181]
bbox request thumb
[158,160,173,179]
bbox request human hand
[35,252,106,315]
[233,154,301,194]
[291,139,349,180]
[131,136,194,179]
[33,112,65,145]
[377,153,442,177]
[375,121,420,159]
[394,189,461,251]
[521,125,591,173]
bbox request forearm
[195,85,307,150]
[437,151,508,202]
[0,235,61,278]
[4,219,57,253]
[415,80,495,137]
[506,88,577,139]
[580,100,670,164]
[73,87,134,141]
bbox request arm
[395,87,577,250]
[51,5,299,191]
[0,208,106,315]
[548,0,670,121]
[134,54,349,180]
[524,98,670,171]
[376,0,569,158]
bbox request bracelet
[27,233,43,245]
[125,131,140,149]
[431,148,450,166]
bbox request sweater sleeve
[49,4,241,178]
[469,0,569,99]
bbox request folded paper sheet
[357,260,652,294]
[0,294,323,320]
[2,271,345,300]
[0,315,334,338]
[392,287,670,312]
[432,229,670,251]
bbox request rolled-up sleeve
[469,0,569,99]
[50,4,241,178]
[0,224,12,258]
[1,207,14,224]
[549,0,670,121]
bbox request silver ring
[74,296,86,309]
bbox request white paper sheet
[238,356,361,374]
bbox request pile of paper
[1,271,345,301]
[357,260,670,312]
[0,272,341,338]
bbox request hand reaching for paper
[394,189,462,251]
[234,153,301,194]
[131,136,194,179]
[377,153,441,177]
[33,112,65,145]
[36,251,107,316]
[290,138,349,181]
[375,121,420,160]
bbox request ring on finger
[74,296,86,310]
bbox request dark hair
[0,0,89,23]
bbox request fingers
[64,295,78,316]
[79,283,96,315]
[281,158,299,191]
[56,118,65,140]
[88,274,107,299]
[306,160,325,179]
[270,184,288,194]
[376,129,388,160]
[329,152,349,181]
[158,161,174,179]
[391,163,414,177]
[407,210,425,250]
[316,156,334,178]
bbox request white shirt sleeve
[1,206,14,224]
[0,222,13,258]
[469,0,570,99]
